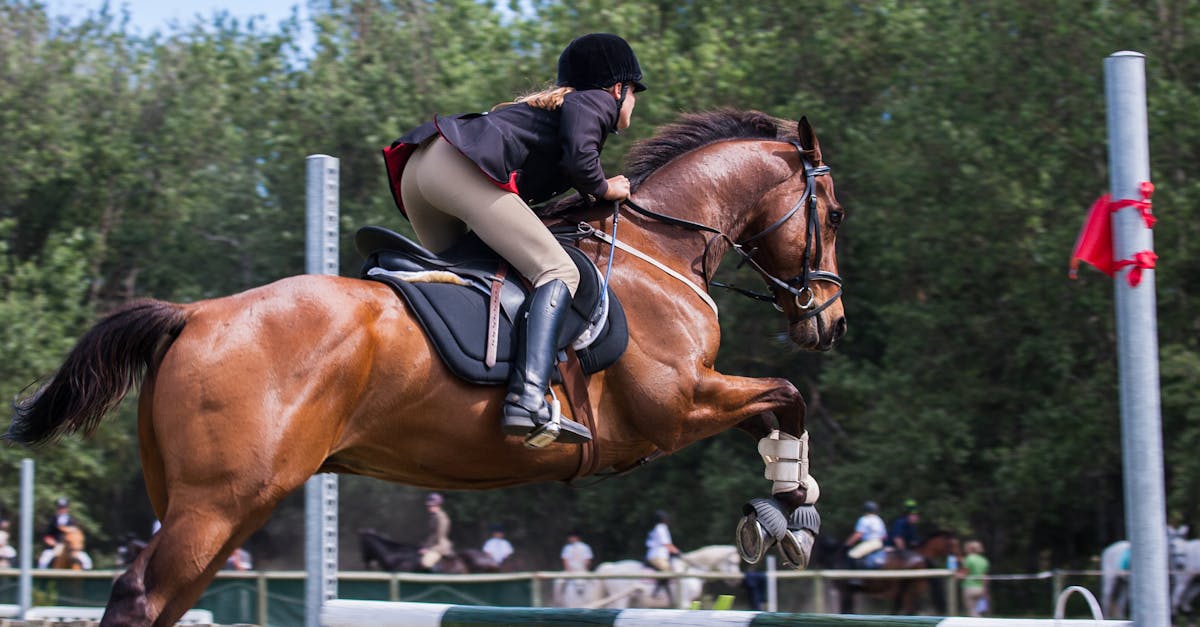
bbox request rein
[622,140,842,321]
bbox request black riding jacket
[383,89,618,215]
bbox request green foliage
[1,0,1198,576]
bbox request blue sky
[49,0,309,36]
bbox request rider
[419,493,453,571]
[845,500,888,568]
[888,498,921,551]
[645,510,680,605]
[42,497,77,545]
[383,33,645,445]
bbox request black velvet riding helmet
[556,33,646,93]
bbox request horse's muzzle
[789,313,846,351]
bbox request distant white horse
[1100,539,1131,618]
[1171,538,1200,623]
[563,545,741,609]
[1101,525,1189,619]
[554,575,601,608]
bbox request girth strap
[557,348,601,481]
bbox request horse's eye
[828,210,844,226]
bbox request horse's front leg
[666,371,821,570]
[737,406,816,514]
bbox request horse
[1100,524,1189,619]
[358,528,498,574]
[117,534,149,568]
[572,545,742,609]
[49,525,91,570]
[831,530,960,615]
[6,109,846,627]
[1172,538,1200,625]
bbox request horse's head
[917,530,960,562]
[358,528,384,567]
[116,534,147,566]
[809,533,847,569]
[751,117,846,351]
[1169,525,1190,571]
[680,545,744,586]
[611,109,848,349]
[60,525,85,552]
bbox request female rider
[382,33,645,445]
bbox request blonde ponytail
[492,86,576,112]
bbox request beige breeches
[848,538,884,559]
[400,136,579,295]
[420,549,442,569]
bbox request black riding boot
[501,279,592,445]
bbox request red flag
[1070,194,1116,279]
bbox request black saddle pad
[356,226,628,385]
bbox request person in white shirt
[644,510,680,605]
[844,500,888,568]
[0,518,15,567]
[224,546,253,570]
[561,532,593,572]
[644,510,680,570]
[481,524,514,566]
[557,532,595,607]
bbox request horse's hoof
[788,504,821,535]
[777,528,815,569]
[737,498,789,564]
[735,511,773,564]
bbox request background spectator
[560,531,593,572]
[0,518,15,567]
[225,546,253,570]
[482,524,514,566]
[960,540,990,616]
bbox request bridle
[621,140,842,321]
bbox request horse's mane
[548,109,797,215]
[360,529,416,550]
[918,529,957,544]
[625,109,797,188]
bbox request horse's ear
[797,116,822,163]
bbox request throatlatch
[736,430,821,569]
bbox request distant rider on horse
[845,500,888,568]
[888,498,921,552]
[419,493,453,571]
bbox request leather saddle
[356,226,628,385]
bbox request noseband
[622,140,843,321]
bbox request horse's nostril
[833,317,847,341]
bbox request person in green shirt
[960,540,990,616]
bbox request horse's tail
[6,299,188,446]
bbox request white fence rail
[0,566,1129,622]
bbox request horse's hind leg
[103,478,290,626]
[104,378,322,625]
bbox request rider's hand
[602,175,631,201]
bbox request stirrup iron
[524,398,562,449]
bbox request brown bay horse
[358,529,499,574]
[835,531,962,615]
[6,110,846,626]
[50,525,89,570]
